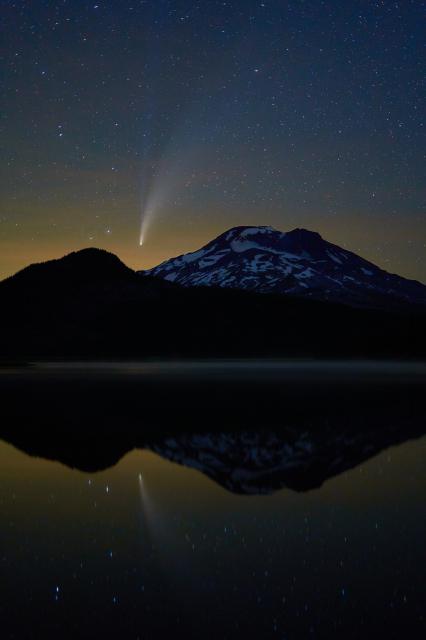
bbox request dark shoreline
[1,361,425,480]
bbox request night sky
[1,1,425,281]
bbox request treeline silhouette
[0,248,425,359]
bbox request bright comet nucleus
[139,202,156,249]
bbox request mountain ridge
[1,232,425,359]
[142,225,426,310]
[1,247,134,289]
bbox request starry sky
[1,1,425,281]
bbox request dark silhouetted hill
[0,246,425,359]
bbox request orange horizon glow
[1,212,425,285]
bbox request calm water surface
[0,361,425,638]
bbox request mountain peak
[59,247,131,272]
[286,228,323,241]
[219,225,322,240]
[144,224,426,309]
[209,225,324,252]
[3,247,134,289]
[217,225,277,241]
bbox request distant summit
[3,248,133,290]
[142,225,426,309]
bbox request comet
[139,194,162,248]
[139,209,150,247]
[138,120,203,247]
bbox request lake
[0,361,425,638]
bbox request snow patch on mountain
[141,225,426,309]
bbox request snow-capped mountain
[148,426,425,494]
[143,225,426,308]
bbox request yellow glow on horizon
[1,209,425,284]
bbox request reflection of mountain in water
[149,427,425,493]
[1,363,425,494]
[2,424,425,495]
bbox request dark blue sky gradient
[1,1,425,279]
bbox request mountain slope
[0,247,134,292]
[1,246,425,359]
[143,226,426,309]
